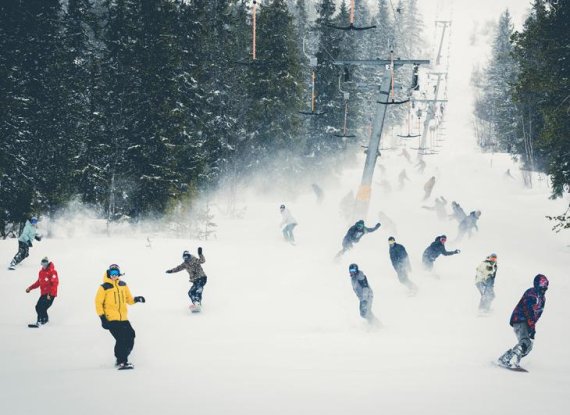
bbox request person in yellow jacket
[95,264,145,370]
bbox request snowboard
[491,361,528,373]
[8,265,16,271]
[28,323,40,328]
[117,363,134,370]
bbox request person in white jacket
[279,204,297,244]
[475,253,498,313]
[9,216,42,270]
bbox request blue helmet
[349,263,359,275]
[30,216,38,225]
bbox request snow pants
[500,322,533,366]
[188,277,207,304]
[395,267,417,291]
[422,254,435,271]
[358,291,374,320]
[282,223,297,243]
[108,320,136,365]
[11,241,29,266]
[35,294,55,324]
[476,281,495,312]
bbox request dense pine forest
[0,0,425,233]
[473,1,569,199]
[1,0,568,234]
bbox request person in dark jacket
[388,237,417,294]
[449,201,467,223]
[336,220,381,258]
[25,257,59,326]
[348,263,378,323]
[498,274,548,368]
[9,216,42,270]
[166,249,207,312]
[456,210,481,241]
[421,235,460,271]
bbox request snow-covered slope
[1,3,569,415]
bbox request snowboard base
[28,324,40,328]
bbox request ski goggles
[108,268,121,277]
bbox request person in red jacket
[25,257,59,326]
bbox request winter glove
[134,296,146,303]
[454,249,461,254]
[374,223,381,230]
[166,270,173,274]
[27,241,33,247]
[25,288,31,293]
[35,234,42,241]
[198,247,203,256]
[100,315,110,330]
[529,330,535,340]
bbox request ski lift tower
[334,56,430,218]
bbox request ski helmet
[30,216,38,225]
[440,235,447,243]
[280,204,285,210]
[349,263,359,275]
[487,253,497,262]
[182,250,191,260]
[356,220,365,229]
[40,257,49,267]
[388,236,396,244]
[533,274,549,291]
[107,264,121,277]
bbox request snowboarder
[279,204,297,244]
[497,274,549,369]
[475,253,498,313]
[399,148,412,163]
[398,169,410,190]
[166,248,207,312]
[336,220,381,258]
[449,201,467,223]
[422,196,448,220]
[95,264,146,370]
[25,257,59,327]
[416,158,426,174]
[348,263,377,323]
[388,237,417,294]
[339,190,355,221]
[9,216,42,270]
[311,184,324,204]
[423,176,436,200]
[456,210,481,241]
[421,235,460,271]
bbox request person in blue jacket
[336,220,380,258]
[388,237,417,294]
[498,274,548,369]
[9,216,42,270]
[348,263,377,323]
[421,235,460,271]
